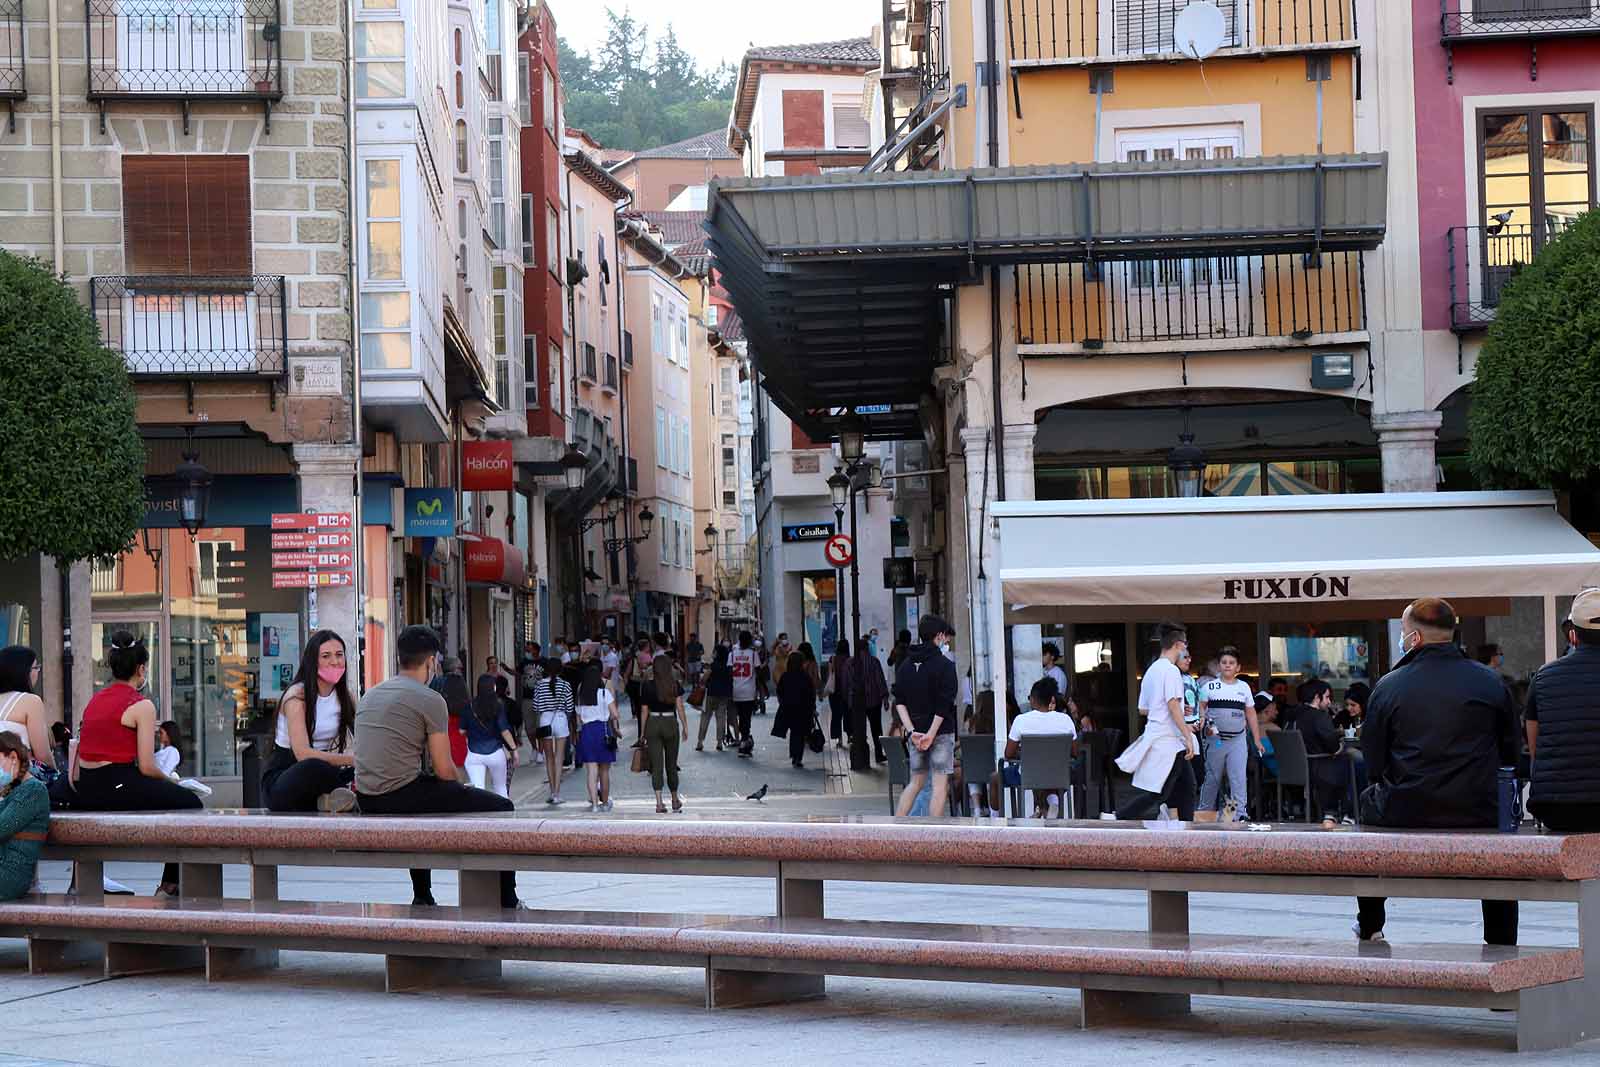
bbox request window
[454,119,468,174]
[455,70,464,108]
[675,306,689,365]
[359,159,403,282]
[723,491,736,508]
[542,68,555,133]
[832,94,868,149]
[573,204,587,266]
[548,341,562,413]
[1117,126,1243,288]
[121,155,251,274]
[524,336,539,407]
[517,54,531,125]
[354,20,405,99]
[360,292,412,369]
[659,509,669,563]
[722,446,735,466]
[546,205,560,273]
[655,406,667,467]
[520,194,534,265]
[705,304,719,328]
[651,293,665,354]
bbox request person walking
[462,675,517,799]
[697,644,733,752]
[643,656,687,813]
[531,657,574,805]
[429,657,471,775]
[261,629,357,813]
[1523,587,1600,831]
[622,637,654,741]
[851,635,890,764]
[892,616,960,818]
[1354,597,1518,944]
[1195,646,1264,822]
[0,733,48,902]
[573,662,619,811]
[0,646,57,773]
[71,632,201,896]
[775,650,818,769]
[685,633,705,689]
[1115,624,1198,821]
[729,631,760,757]
[826,639,853,748]
[354,626,521,910]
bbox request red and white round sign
[824,534,854,568]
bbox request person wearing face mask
[261,630,358,813]
[891,616,960,817]
[0,732,48,901]
[354,626,522,910]
[73,632,202,896]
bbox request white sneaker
[1352,921,1386,943]
[550,796,564,806]
[588,802,599,813]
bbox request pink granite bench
[16,812,1600,1052]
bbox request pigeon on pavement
[745,784,769,802]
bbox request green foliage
[558,9,735,151]
[0,251,145,564]
[1469,209,1600,490]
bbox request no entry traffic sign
[824,534,854,568]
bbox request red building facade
[519,3,566,439]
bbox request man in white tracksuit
[1196,645,1265,821]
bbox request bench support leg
[385,954,501,993]
[1148,889,1189,936]
[251,863,278,902]
[778,873,824,919]
[181,862,223,899]
[104,941,204,977]
[1517,880,1600,1052]
[72,859,104,904]
[458,869,501,910]
[28,938,102,975]
[206,946,280,982]
[1080,889,1193,1027]
[705,962,827,1009]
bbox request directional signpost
[271,512,354,628]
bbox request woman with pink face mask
[262,630,358,812]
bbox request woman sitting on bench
[0,733,48,901]
[261,630,358,813]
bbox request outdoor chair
[1270,729,1315,823]
[1019,734,1075,819]
[883,736,910,813]
[958,734,996,815]
[1077,730,1111,818]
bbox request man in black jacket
[892,615,959,817]
[1525,588,1600,831]
[1355,597,1519,944]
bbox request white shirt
[274,689,344,751]
[1043,664,1069,695]
[601,651,620,678]
[155,745,181,776]
[1117,656,1196,793]
[577,687,615,725]
[1008,709,1077,742]
[729,647,757,701]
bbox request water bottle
[1497,766,1521,833]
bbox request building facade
[606,128,741,212]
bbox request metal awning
[993,491,1600,618]
[707,153,1388,441]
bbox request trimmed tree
[0,251,145,564]
[1469,209,1600,490]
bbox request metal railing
[1442,1,1600,40]
[90,275,288,377]
[0,0,23,105]
[580,342,597,382]
[1015,251,1365,345]
[1008,0,1357,62]
[86,0,283,98]
[1446,219,1573,331]
[603,352,619,391]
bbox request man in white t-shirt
[600,640,620,682]
[1041,643,1070,699]
[1115,623,1199,820]
[1195,645,1265,822]
[728,630,759,757]
[1006,677,1078,818]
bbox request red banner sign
[271,512,353,531]
[464,537,526,586]
[271,551,353,571]
[270,531,354,550]
[462,440,515,492]
[272,571,355,589]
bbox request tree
[0,251,145,564]
[1468,210,1600,492]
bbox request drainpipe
[48,0,72,723]
[984,0,1014,698]
[344,0,366,687]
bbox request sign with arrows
[271,551,354,571]
[272,571,355,589]
[271,512,352,530]
[271,530,354,550]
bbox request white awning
[995,491,1600,615]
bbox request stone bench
[16,812,1600,1051]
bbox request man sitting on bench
[355,625,523,910]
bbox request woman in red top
[72,632,200,896]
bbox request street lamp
[838,418,867,466]
[559,443,588,492]
[697,522,719,555]
[1168,432,1207,499]
[827,468,850,511]
[174,451,212,538]
[636,505,654,540]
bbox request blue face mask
[867,637,878,656]
[0,765,12,790]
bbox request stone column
[999,422,1043,704]
[1373,411,1443,493]
[292,444,361,659]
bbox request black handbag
[807,716,826,754]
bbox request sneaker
[1352,921,1385,943]
[317,787,357,814]
[588,802,599,813]
[550,796,564,806]
[603,799,614,812]
[545,796,559,806]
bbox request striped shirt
[531,675,574,725]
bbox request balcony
[86,0,285,133]
[1442,1,1600,40]
[1446,220,1572,331]
[0,0,22,131]
[1016,251,1366,350]
[90,275,288,379]
[1007,0,1357,66]
[580,342,597,384]
[603,352,619,392]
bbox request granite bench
[15,812,1600,1051]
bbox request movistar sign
[404,488,455,537]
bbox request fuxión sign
[1222,575,1351,601]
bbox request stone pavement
[8,852,1599,1064]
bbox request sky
[549,0,876,73]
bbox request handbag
[807,716,826,754]
[630,742,647,774]
[688,683,706,707]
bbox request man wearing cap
[1524,588,1600,832]
[892,616,960,818]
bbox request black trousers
[1116,752,1197,821]
[734,700,758,743]
[262,751,353,813]
[1528,800,1600,832]
[356,774,518,907]
[828,692,848,740]
[789,725,808,765]
[74,763,202,886]
[1357,896,1518,945]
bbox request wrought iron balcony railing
[0,0,23,132]
[1446,219,1574,331]
[1441,1,1600,40]
[86,0,284,132]
[90,275,288,378]
[1008,0,1357,63]
[1016,251,1366,346]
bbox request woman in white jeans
[462,674,518,798]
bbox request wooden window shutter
[185,156,252,275]
[121,155,189,275]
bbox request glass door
[88,618,167,756]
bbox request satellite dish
[1173,1,1227,60]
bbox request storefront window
[1037,467,1102,500]
[1105,465,1171,499]
[1267,460,1340,495]
[1204,462,1260,496]
[1269,623,1373,694]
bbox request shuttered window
[121,155,252,275]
